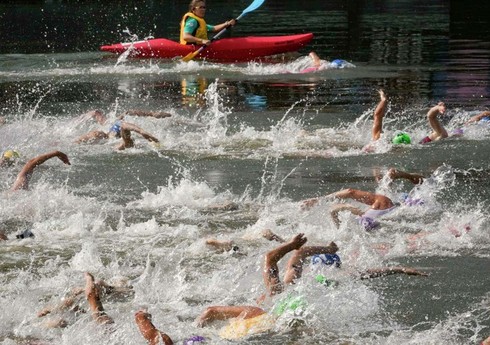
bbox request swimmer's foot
[261,229,285,243]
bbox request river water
[1,1,489,344]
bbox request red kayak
[100,33,313,62]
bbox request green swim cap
[273,294,307,316]
[315,274,339,287]
[392,132,411,145]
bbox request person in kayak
[180,0,236,45]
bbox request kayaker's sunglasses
[195,6,206,9]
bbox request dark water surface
[1,1,490,345]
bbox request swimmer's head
[400,193,424,206]
[16,229,34,239]
[273,294,307,316]
[108,120,122,138]
[392,132,411,145]
[311,253,342,268]
[315,274,339,287]
[183,336,206,344]
[330,59,347,68]
[360,216,380,232]
[480,116,490,123]
[2,150,20,166]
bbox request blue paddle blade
[238,0,265,19]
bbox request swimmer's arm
[78,110,107,125]
[123,110,172,119]
[465,111,490,124]
[11,151,71,191]
[75,130,109,144]
[359,266,429,279]
[121,122,159,143]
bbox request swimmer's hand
[56,151,71,165]
[301,197,320,210]
[150,141,161,149]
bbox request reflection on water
[181,77,208,107]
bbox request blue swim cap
[109,120,122,137]
[330,59,347,68]
[392,132,411,144]
[480,116,490,123]
[183,336,206,344]
[311,253,342,268]
[360,216,380,231]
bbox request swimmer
[135,310,174,345]
[205,229,285,253]
[419,102,447,144]
[38,273,132,328]
[77,109,172,125]
[197,234,426,330]
[299,52,325,74]
[75,120,159,150]
[10,150,70,191]
[301,188,396,231]
[465,110,490,125]
[196,233,339,327]
[0,149,21,167]
[482,335,490,345]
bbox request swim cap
[480,116,490,123]
[273,294,307,316]
[315,274,339,287]
[109,120,122,137]
[16,229,34,239]
[400,193,424,206]
[392,132,411,145]
[330,59,347,68]
[183,336,206,344]
[451,128,464,135]
[2,150,20,160]
[360,216,380,231]
[311,253,342,268]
